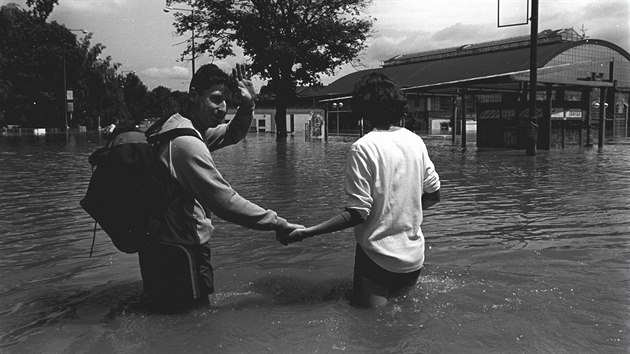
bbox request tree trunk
[274,99,288,138]
[271,66,295,140]
[274,81,292,139]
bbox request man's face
[190,83,232,130]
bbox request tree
[146,86,178,119]
[0,4,81,127]
[122,72,149,122]
[169,90,189,115]
[0,4,129,129]
[26,0,59,20]
[166,0,373,138]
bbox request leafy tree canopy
[166,0,373,136]
[26,0,59,20]
[168,0,372,87]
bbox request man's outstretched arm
[278,209,365,245]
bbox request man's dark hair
[189,64,237,95]
[351,73,407,126]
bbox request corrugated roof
[318,41,577,97]
[383,29,581,66]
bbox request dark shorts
[353,244,421,292]
[139,242,213,311]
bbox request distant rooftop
[382,28,583,67]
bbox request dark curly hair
[189,64,238,96]
[351,73,407,126]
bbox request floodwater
[0,132,628,353]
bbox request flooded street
[1,132,629,353]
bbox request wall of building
[225,108,325,135]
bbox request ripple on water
[1,134,629,353]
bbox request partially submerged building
[315,29,630,149]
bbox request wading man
[138,64,302,311]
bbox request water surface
[1,132,628,353]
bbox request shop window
[477,93,502,103]
[431,96,452,111]
[564,90,582,102]
[440,97,452,111]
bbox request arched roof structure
[317,29,630,99]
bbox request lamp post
[332,102,343,136]
[593,97,608,148]
[163,6,195,76]
[63,29,88,131]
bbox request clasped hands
[276,222,310,246]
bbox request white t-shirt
[345,126,441,273]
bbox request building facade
[313,29,630,148]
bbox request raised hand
[100,124,116,140]
[231,63,256,107]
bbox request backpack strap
[147,127,202,146]
[144,116,170,137]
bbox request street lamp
[332,102,343,136]
[591,101,608,110]
[163,6,195,76]
[63,28,88,131]
[592,99,609,148]
[70,28,88,35]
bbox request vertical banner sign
[67,90,74,113]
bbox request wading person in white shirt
[280,73,441,308]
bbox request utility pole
[164,7,195,77]
[526,0,539,156]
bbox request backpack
[80,119,201,255]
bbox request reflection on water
[1,132,629,353]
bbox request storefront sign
[551,108,564,118]
[565,109,582,118]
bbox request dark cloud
[575,2,629,51]
[537,0,629,52]
[361,22,528,66]
[362,29,434,64]
[431,23,489,42]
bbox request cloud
[139,66,191,91]
[361,29,429,64]
[61,0,129,13]
[139,62,265,92]
[359,0,629,69]
[432,23,488,43]
[574,1,629,50]
[533,0,629,51]
[142,66,190,80]
[359,23,525,66]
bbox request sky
[3,0,629,92]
